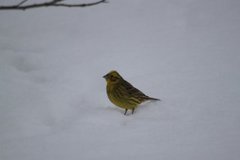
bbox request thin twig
[17,0,29,7]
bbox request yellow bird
[103,70,160,115]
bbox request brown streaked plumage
[103,70,160,115]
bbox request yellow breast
[106,83,137,109]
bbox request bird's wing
[121,80,149,102]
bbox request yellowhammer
[103,70,160,115]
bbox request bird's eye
[110,75,117,81]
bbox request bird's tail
[146,96,161,101]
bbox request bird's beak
[103,74,108,79]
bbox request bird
[103,70,160,115]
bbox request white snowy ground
[0,0,240,160]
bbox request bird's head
[103,70,123,84]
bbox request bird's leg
[124,109,128,115]
[132,108,135,114]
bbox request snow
[0,0,240,160]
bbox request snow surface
[1,0,240,160]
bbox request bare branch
[0,0,107,11]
